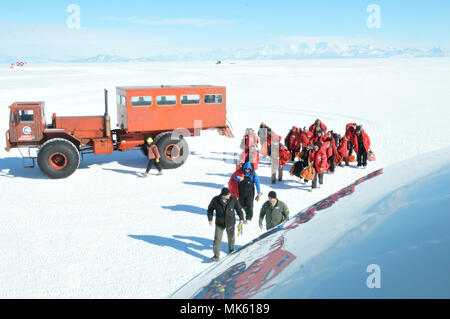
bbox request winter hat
[146,137,153,144]
[221,187,230,196]
[268,191,277,199]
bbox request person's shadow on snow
[161,204,207,216]
[128,234,240,263]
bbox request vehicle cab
[6,102,46,151]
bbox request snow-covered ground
[0,58,449,298]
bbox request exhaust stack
[104,89,111,138]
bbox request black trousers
[289,149,296,161]
[213,224,235,258]
[239,195,254,221]
[343,156,349,166]
[357,150,368,167]
[145,159,162,173]
[312,171,324,188]
[328,154,335,173]
[348,142,354,156]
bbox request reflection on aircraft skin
[194,236,295,299]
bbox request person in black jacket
[207,187,245,262]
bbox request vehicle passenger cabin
[116,85,227,133]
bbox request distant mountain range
[1,43,448,64]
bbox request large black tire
[37,138,80,179]
[154,132,189,169]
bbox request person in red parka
[309,119,327,138]
[308,143,327,189]
[285,126,300,161]
[325,131,338,174]
[352,126,371,168]
[297,128,310,151]
[238,144,260,170]
[270,137,290,184]
[240,128,259,152]
[228,167,244,198]
[310,130,326,146]
[267,130,281,157]
[337,135,349,167]
[345,122,357,157]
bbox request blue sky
[1,0,449,59]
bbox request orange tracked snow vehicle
[5,85,233,178]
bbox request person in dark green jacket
[259,191,289,230]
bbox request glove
[259,219,263,229]
[156,158,160,163]
[255,193,263,201]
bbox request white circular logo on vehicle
[23,126,31,134]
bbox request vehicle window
[131,96,152,107]
[11,111,15,123]
[180,94,200,105]
[116,94,121,104]
[156,95,177,106]
[19,110,34,123]
[204,94,223,104]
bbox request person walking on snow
[352,126,371,168]
[309,143,328,190]
[240,128,259,152]
[228,162,262,223]
[258,122,271,147]
[325,131,338,174]
[285,126,300,161]
[142,137,162,177]
[270,138,290,184]
[259,191,290,231]
[238,144,260,170]
[207,187,244,262]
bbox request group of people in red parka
[287,119,372,190]
[235,119,372,192]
